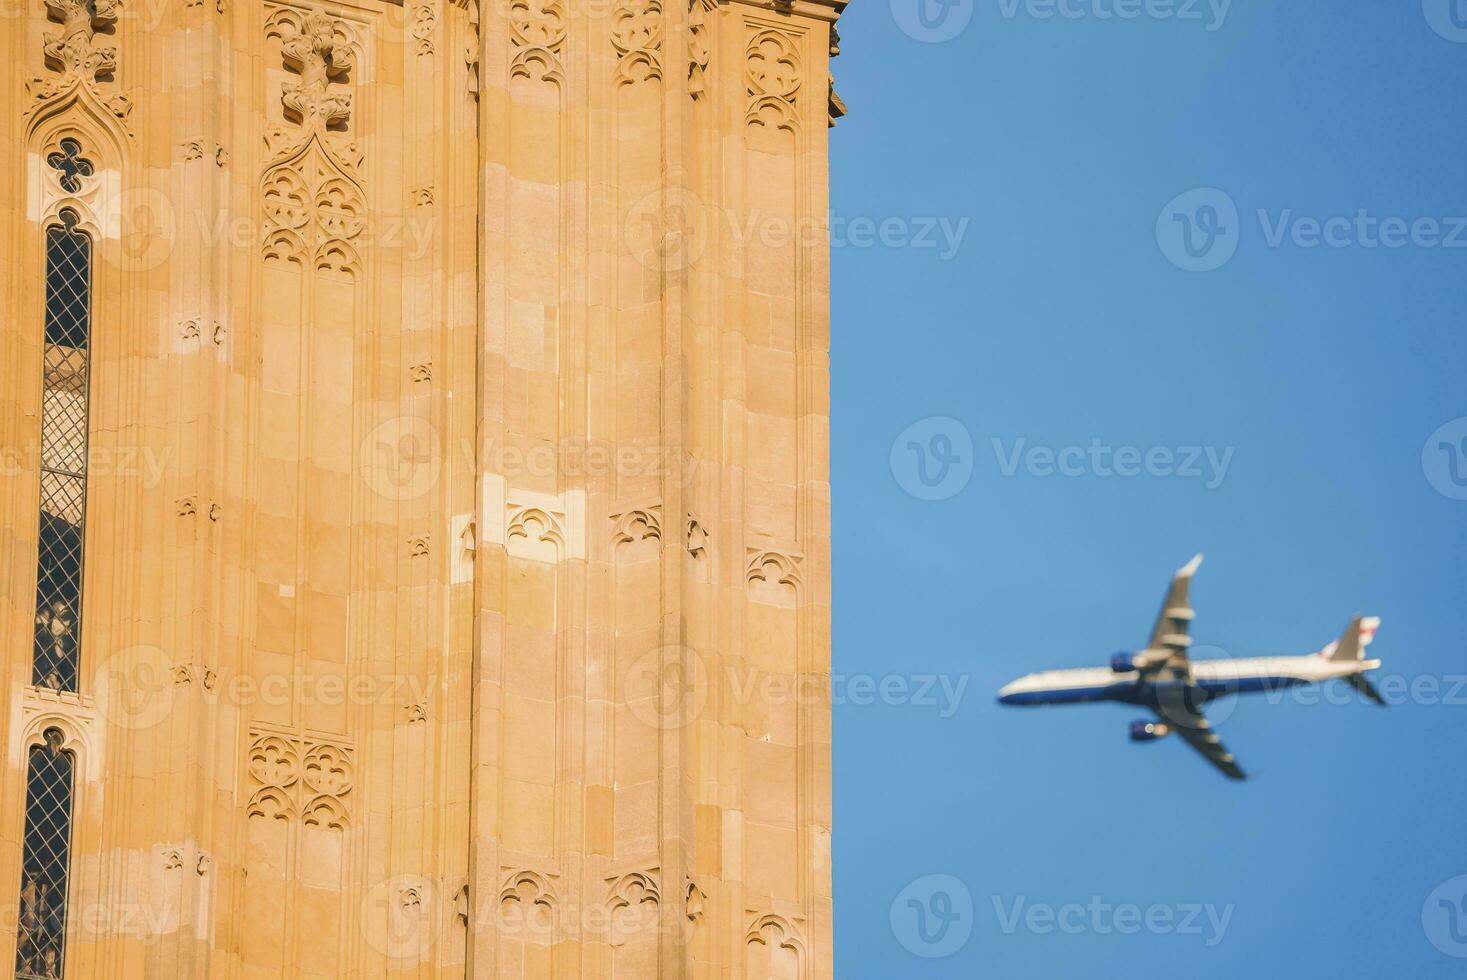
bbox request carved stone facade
[0,0,842,975]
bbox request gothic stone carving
[746,28,801,132]
[412,2,438,55]
[172,662,219,690]
[278,11,353,132]
[456,0,481,99]
[685,880,706,921]
[47,137,93,191]
[183,139,230,164]
[245,726,355,830]
[506,505,566,561]
[499,869,558,940]
[611,505,662,548]
[263,7,364,186]
[747,548,802,595]
[828,25,846,127]
[688,0,711,100]
[28,0,133,134]
[509,0,567,84]
[612,0,662,86]
[745,913,807,977]
[606,869,660,944]
[260,8,366,274]
[685,515,708,558]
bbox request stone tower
[0,0,842,976]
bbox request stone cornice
[722,0,847,26]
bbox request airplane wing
[1155,688,1246,780]
[1139,554,1203,678]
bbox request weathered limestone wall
[0,0,839,975]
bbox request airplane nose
[998,675,1041,705]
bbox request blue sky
[829,1,1467,976]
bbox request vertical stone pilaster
[687,2,839,977]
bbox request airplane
[996,554,1384,779]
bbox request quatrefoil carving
[745,30,802,132]
[246,726,354,830]
[47,137,93,192]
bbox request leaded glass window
[33,209,91,693]
[15,729,75,980]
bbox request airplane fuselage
[998,654,1382,708]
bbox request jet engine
[1114,649,1172,672]
[1129,720,1170,742]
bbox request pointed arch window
[33,208,92,693]
[15,728,76,980]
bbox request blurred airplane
[996,555,1384,779]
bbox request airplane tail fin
[1322,616,1387,706]
[1319,615,1380,662]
